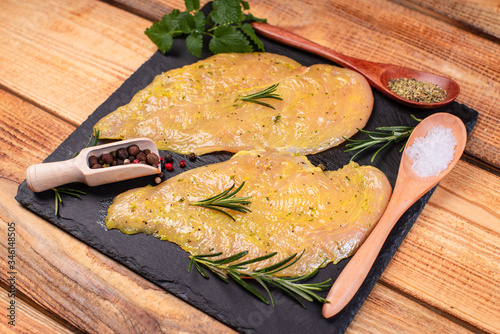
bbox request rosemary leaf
[52,187,86,216]
[229,270,270,304]
[72,129,100,158]
[188,250,331,307]
[191,182,251,221]
[256,251,302,274]
[236,84,282,109]
[344,115,422,162]
[232,252,277,268]
[212,251,248,265]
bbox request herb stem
[344,115,421,162]
[191,182,251,221]
[189,250,331,307]
[52,187,86,216]
[235,84,282,109]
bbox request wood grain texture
[1,86,496,333]
[1,285,82,334]
[0,0,156,126]
[399,0,500,40]
[381,160,500,333]
[1,175,484,334]
[0,0,499,333]
[111,0,500,168]
[0,90,75,184]
[347,283,476,334]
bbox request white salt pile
[406,125,457,177]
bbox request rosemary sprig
[235,83,282,109]
[52,187,86,216]
[53,129,96,215]
[72,128,100,158]
[191,182,251,221]
[344,115,422,162]
[189,250,332,307]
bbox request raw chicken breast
[105,151,391,276]
[94,53,373,155]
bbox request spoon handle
[251,22,385,87]
[26,159,84,192]
[321,185,413,318]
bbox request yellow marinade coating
[94,52,373,155]
[105,151,391,276]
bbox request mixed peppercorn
[88,144,161,169]
[87,144,197,185]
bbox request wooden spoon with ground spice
[252,22,460,109]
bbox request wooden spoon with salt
[322,112,467,318]
[251,22,460,109]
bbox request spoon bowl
[26,138,161,193]
[252,22,460,109]
[380,65,460,108]
[322,112,467,318]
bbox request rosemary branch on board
[72,128,100,158]
[189,250,332,307]
[52,129,98,215]
[190,182,251,221]
[344,115,422,162]
[235,83,282,109]
[52,187,86,216]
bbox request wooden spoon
[322,112,467,318]
[251,22,460,109]
[26,138,161,193]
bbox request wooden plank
[0,285,82,334]
[109,0,500,168]
[347,283,476,334]
[0,89,75,184]
[399,0,500,40]
[0,179,236,334]
[0,0,157,126]
[381,160,500,333]
[1,86,492,333]
[1,175,478,334]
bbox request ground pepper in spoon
[252,22,460,109]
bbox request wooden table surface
[1,0,499,333]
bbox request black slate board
[16,6,478,333]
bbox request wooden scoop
[26,138,161,193]
[322,112,467,318]
[252,22,460,109]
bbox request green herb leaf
[177,11,196,34]
[241,1,250,11]
[186,33,203,58]
[145,0,266,57]
[184,0,200,12]
[212,0,243,25]
[209,25,253,54]
[193,11,206,31]
[73,129,100,158]
[241,22,265,52]
[144,10,182,54]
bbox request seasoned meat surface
[95,53,373,155]
[105,151,391,276]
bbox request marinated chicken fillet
[94,53,373,155]
[105,151,391,276]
